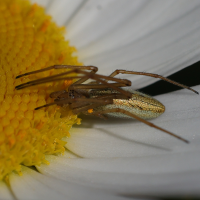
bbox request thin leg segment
[70,93,129,113]
[16,69,133,98]
[35,98,113,110]
[91,108,189,143]
[108,70,198,94]
[69,83,129,90]
[16,65,98,90]
[16,65,98,79]
[16,68,131,89]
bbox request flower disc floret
[0,0,81,180]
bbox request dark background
[138,61,200,96]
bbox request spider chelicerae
[15,65,198,143]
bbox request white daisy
[1,0,200,199]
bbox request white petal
[37,152,200,196]
[0,181,14,200]
[64,85,200,158]
[46,0,86,27]
[16,0,200,198]
[36,85,200,196]
[9,166,130,200]
[31,0,200,88]
[30,0,52,7]
[74,0,200,88]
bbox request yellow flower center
[0,0,81,180]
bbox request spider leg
[72,103,110,114]
[71,93,128,113]
[16,69,130,88]
[107,70,198,94]
[69,73,133,98]
[91,76,132,98]
[50,90,67,98]
[90,108,189,143]
[16,69,133,98]
[70,83,128,90]
[67,73,133,98]
[15,75,85,90]
[83,111,108,120]
[35,98,113,110]
[16,65,98,78]
[16,65,98,90]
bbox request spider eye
[69,90,74,98]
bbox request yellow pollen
[88,109,94,114]
[64,80,73,88]
[0,0,82,180]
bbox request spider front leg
[107,70,199,94]
[15,65,98,89]
[67,72,133,98]
[16,65,98,79]
[15,66,132,98]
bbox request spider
[15,65,198,143]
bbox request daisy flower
[1,0,200,199]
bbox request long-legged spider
[15,65,198,143]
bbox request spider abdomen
[93,90,165,120]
